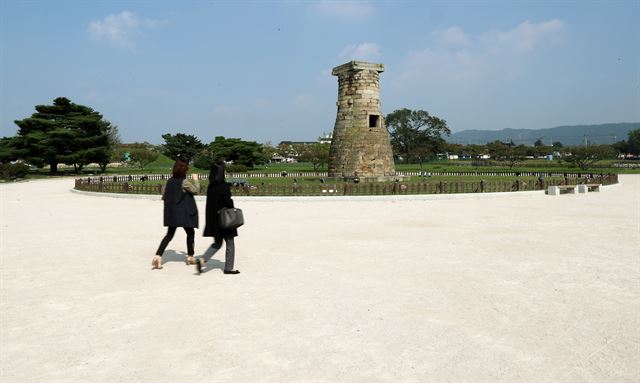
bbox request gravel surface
[1,175,638,382]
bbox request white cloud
[313,0,374,21]
[213,105,231,113]
[338,42,381,61]
[88,11,167,50]
[483,19,565,53]
[393,19,566,88]
[434,26,470,46]
[396,48,483,86]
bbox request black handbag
[218,207,244,229]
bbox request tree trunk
[50,162,58,174]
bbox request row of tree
[1,97,638,174]
[384,108,640,168]
[0,98,271,173]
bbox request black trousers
[156,227,195,256]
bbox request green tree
[275,142,297,159]
[486,140,524,168]
[616,129,640,155]
[118,142,159,170]
[0,137,21,164]
[194,136,266,169]
[628,129,640,155]
[385,108,450,163]
[535,144,552,158]
[297,142,330,171]
[563,145,616,170]
[513,144,528,163]
[460,144,488,158]
[97,122,121,172]
[486,140,509,160]
[612,140,628,154]
[161,133,205,162]
[13,97,113,173]
[261,141,278,162]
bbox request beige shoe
[152,255,163,270]
[186,256,196,265]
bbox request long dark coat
[163,177,199,228]
[203,181,238,238]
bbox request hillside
[447,123,639,146]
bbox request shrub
[472,159,498,167]
[0,162,30,180]
[226,164,248,173]
[193,153,213,171]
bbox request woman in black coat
[152,158,200,270]
[197,162,239,275]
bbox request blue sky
[1,0,638,145]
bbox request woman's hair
[172,159,189,178]
[209,161,226,184]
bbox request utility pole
[584,134,588,148]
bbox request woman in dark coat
[152,158,200,270]
[197,162,239,275]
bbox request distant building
[270,155,296,163]
[318,133,332,145]
[274,135,332,163]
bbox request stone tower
[328,61,395,179]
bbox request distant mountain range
[447,123,640,146]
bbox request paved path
[1,176,638,382]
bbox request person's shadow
[160,250,192,265]
[195,246,226,274]
[158,248,225,274]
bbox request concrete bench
[578,183,601,193]
[547,185,577,195]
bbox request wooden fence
[75,173,618,196]
[81,171,616,184]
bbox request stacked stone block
[328,61,395,178]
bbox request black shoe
[223,270,240,275]
[195,259,204,275]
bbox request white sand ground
[1,176,639,383]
